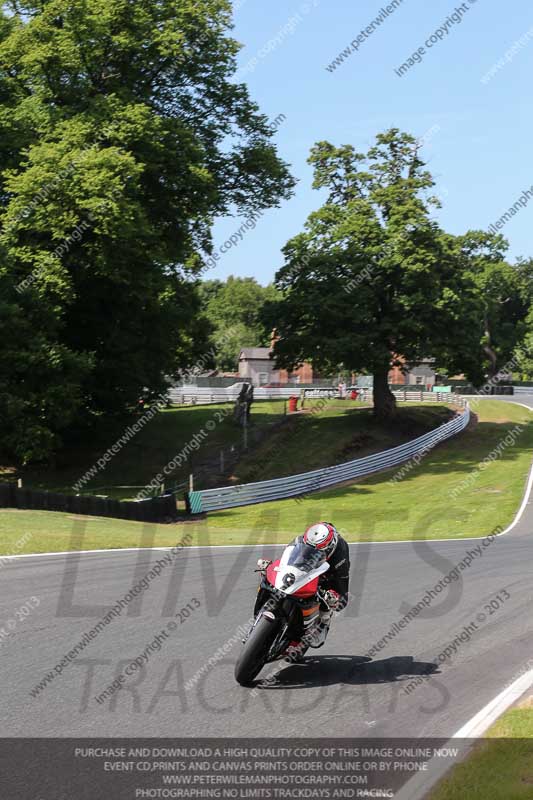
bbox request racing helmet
[303,522,338,558]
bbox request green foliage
[450,231,530,378]
[267,129,483,417]
[511,258,533,379]
[514,310,533,379]
[0,0,293,461]
[12,401,286,497]
[199,276,279,371]
[0,267,91,463]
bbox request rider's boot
[308,608,332,649]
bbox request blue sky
[208,0,533,285]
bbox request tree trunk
[373,365,397,421]
[483,315,498,378]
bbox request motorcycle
[234,539,331,686]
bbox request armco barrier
[186,396,470,514]
[0,486,177,523]
[168,386,474,405]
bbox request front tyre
[234,615,281,686]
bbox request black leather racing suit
[321,535,351,608]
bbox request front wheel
[234,614,281,686]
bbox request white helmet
[303,522,338,558]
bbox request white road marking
[396,667,533,800]
[453,668,533,738]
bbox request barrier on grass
[0,484,177,523]
[186,395,470,514]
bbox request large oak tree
[0,0,294,461]
[267,129,482,419]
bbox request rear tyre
[235,615,281,686]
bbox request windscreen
[286,541,327,573]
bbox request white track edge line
[453,667,533,738]
[395,668,533,800]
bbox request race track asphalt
[2,397,533,739]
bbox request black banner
[0,737,479,799]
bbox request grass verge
[201,399,533,542]
[2,398,438,499]
[231,402,452,483]
[0,400,531,553]
[429,696,533,799]
[1,401,287,499]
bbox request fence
[186,395,470,514]
[393,390,457,401]
[0,484,178,523]
[168,386,496,406]
[167,385,337,405]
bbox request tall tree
[267,129,482,419]
[512,258,533,379]
[451,232,529,378]
[0,0,294,460]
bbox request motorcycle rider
[294,522,350,652]
[254,522,350,660]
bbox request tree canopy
[199,276,279,372]
[267,129,485,418]
[510,258,533,379]
[0,0,294,461]
[450,232,530,379]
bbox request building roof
[239,348,272,360]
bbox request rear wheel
[234,615,281,686]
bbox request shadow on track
[252,655,439,690]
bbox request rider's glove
[323,589,341,610]
[255,558,271,572]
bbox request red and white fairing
[265,543,329,599]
